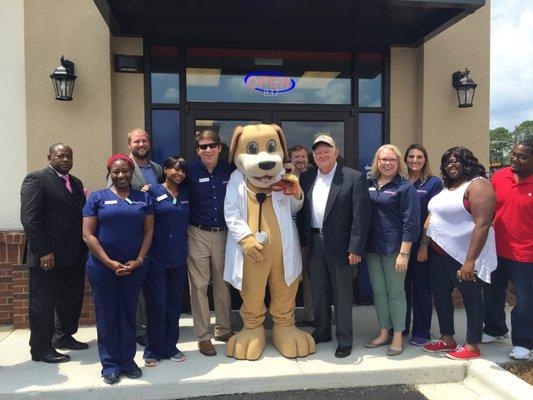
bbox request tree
[489,127,513,164]
[513,120,533,143]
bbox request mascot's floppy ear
[270,124,289,163]
[228,125,244,164]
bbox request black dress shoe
[103,373,121,385]
[124,367,142,379]
[335,346,352,358]
[53,336,89,351]
[311,332,332,344]
[32,350,70,363]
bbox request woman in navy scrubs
[403,144,442,346]
[82,154,154,385]
[365,144,420,356]
[143,156,190,367]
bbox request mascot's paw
[226,326,266,361]
[272,325,316,359]
[271,174,301,197]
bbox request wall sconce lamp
[452,68,477,108]
[50,56,77,101]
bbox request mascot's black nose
[258,161,275,170]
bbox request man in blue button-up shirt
[186,130,235,356]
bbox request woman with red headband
[82,154,154,385]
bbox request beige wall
[111,37,145,155]
[0,0,26,229]
[391,1,490,174]
[24,0,113,192]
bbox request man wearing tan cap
[297,135,371,358]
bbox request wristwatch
[399,251,410,258]
[135,257,146,265]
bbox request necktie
[61,175,73,193]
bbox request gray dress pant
[309,231,357,348]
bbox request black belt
[191,223,226,232]
[311,228,323,234]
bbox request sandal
[144,358,159,367]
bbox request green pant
[367,253,407,332]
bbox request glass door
[186,109,270,162]
[272,111,356,168]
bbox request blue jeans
[483,257,533,349]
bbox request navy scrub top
[83,189,154,270]
[367,175,421,255]
[412,175,443,236]
[147,184,190,268]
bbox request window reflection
[194,119,262,160]
[281,121,345,157]
[358,113,383,179]
[186,48,351,104]
[152,110,180,165]
[151,45,179,104]
[358,53,383,108]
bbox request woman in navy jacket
[83,154,154,385]
[403,144,442,346]
[364,144,420,356]
[143,156,190,367]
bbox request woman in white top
[421,147,497,360]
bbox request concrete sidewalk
[0,306,529,400]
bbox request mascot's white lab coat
[224,169,303,290]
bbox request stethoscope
[244,185,271,245]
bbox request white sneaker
[510,346,530,360]
[481,332,509,343]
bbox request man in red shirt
[483,139,533,360]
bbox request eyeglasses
[197,143,220,150]
[445,159,461,166]
[510,152,529,161]
[378,158,398,164]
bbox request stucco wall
[0,1,26,229]
[390,47,420,153]
[24,0,113,192]
[111,37,145,155]
[421,2,491,172]
[390,1,490,173]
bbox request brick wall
[0,230,95,329]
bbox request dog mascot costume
[224,124,316,360]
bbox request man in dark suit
[297,135,371,358]
[20,143,88,363]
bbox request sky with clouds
[490,0,533,130]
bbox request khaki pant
[187,226,232,341]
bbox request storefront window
[358,53,383,108]
[151,110,180,164]
[186,48,351,104]
[151,45,179,104]
[358,113,383,178]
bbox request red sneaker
[446,345,481,360]
[423,340,458,353]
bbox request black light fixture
[452,68,477,108]
[50,56,76,101]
